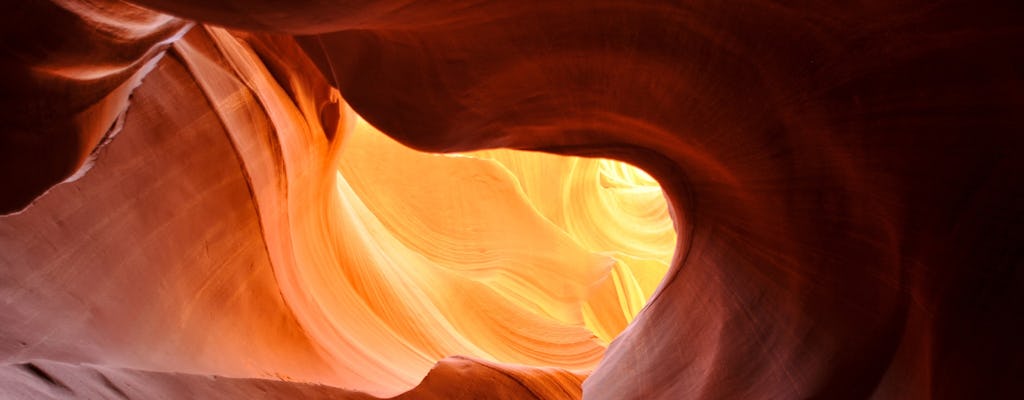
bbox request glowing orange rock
[3,1,1024,399]
[268,113,673,395]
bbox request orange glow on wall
[267,115,675,395]
[7,2,1020,398]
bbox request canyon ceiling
[2,0,1023,399]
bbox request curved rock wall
[2,0,1023,399]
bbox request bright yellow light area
[465,150,676,343]
[285,115,675,394]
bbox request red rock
[2,1,1022,399]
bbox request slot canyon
[1,1,1022,399]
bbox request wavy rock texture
[0,0,191,213]
[3,0,1024,399]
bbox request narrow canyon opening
[4,2,1022,399]
[278,113,677,394]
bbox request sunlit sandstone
[276,117,673,393]
[2,0,1023,399]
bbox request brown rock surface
[3,0,1023,399]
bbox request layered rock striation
[2,1,1023,399]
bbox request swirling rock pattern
[2,0,1023,399]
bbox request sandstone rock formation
[2,0,1023,399]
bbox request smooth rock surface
[2,0,1023,399]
